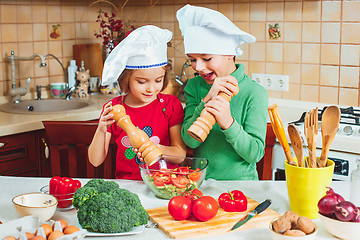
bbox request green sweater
[181,64,268,180]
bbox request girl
[88,25,186,180]
[177,5,269,180]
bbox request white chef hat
[176,4,256,56]
[101,25,172,86]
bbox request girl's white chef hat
[101,25,172,86]
[176,4,256,56]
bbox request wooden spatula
[288,124,304,167]
[319,106,341,167]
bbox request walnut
[283,210,299,227]
[272,216,291,234]
[283,229,306,237]
[293,216,316,234]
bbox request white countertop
[0,94,114,136]
[0,176,346,239]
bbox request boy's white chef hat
[101,25,172,86]
[176,4,256,56]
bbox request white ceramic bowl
[12,193,58,221]
[319,212,359,240]
[269,218,318,240]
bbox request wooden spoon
[288,124,304,167]
[319,106,341,167]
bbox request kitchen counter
[0,94,113,136]
[0,176,346,239]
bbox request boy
[177,5,268,180]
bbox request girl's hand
[204,96,234,130]
[203,75,238,103]
[133,148,144,162]
[98,102,115,132]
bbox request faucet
[36,85,50,100]
[7,50,47,103]
[174,59,191,86]
[175,59,193,102]
[44,53,75,100]
[10,77,31,103]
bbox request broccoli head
[72,186,98,210]
[75,179,149,233]
[83,178,119,193]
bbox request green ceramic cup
[50,83,66,98]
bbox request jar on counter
[350,158,360,206]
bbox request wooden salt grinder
[110,104,163,166]
[187,84,239,142]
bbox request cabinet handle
[42,138,49,159]
[0,141,8,148]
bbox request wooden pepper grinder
[187,84,239,142]
[110,104,163,166]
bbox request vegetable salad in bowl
[140,155,208,199]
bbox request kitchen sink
[0,99,94,114]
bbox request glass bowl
[140,155,208,199]
[40,185,75,211]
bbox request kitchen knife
[230,199,272,231]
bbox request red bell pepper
[49,176,81,208]
[218,190,247,212]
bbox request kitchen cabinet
[0,131,40,176]
[0,124,116,178]
[38,129,51,177]
[256,123,276,180]
[42,121,116,179]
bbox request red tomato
[168,196,192,220]
[174,167,190,175]
[152,172,171,187]
[188,168,201,181]
[184,188,203,203]
[171,175,190,188]
[192,196,219,222]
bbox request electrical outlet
[264,75,275,90]
[251,73,289,92]
[274,75,289,91]
[251,73,264,86]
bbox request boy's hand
[203,75,238,103]
[98,101,115,132]
[204,95,234,130]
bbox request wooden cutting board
[146,197,281,239]
[73,43,104,77]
